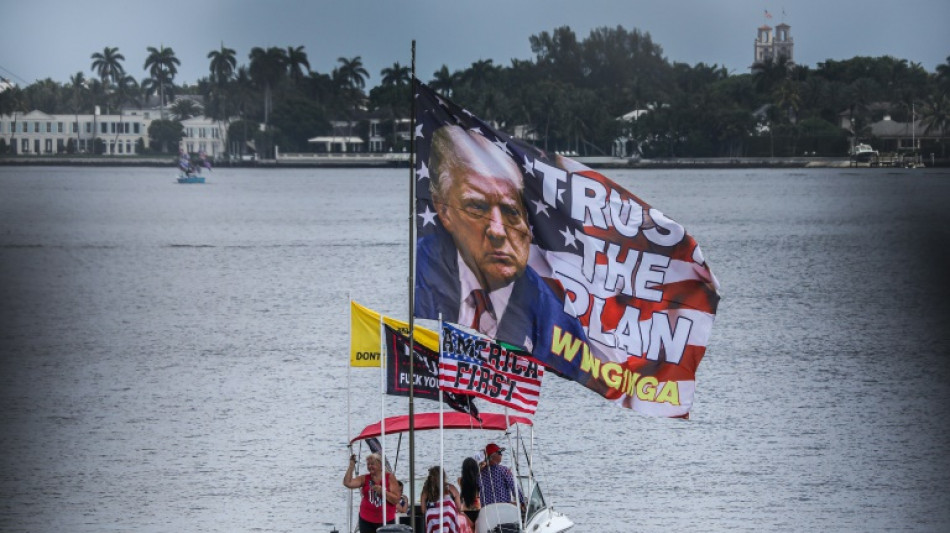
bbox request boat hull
[177,174,205,184]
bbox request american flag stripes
[439,323,544,415]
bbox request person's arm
[384,472,401,505]
[343,455,363,489]
[449,484,461,507]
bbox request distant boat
[177,150,210,183]
[177,173,205,184]
[851,143,878,163]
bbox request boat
[850,143,879,164]
[349,411,574,533]
[177,149,211,183]
[177,173,205,184]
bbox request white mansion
[0,106,227,158]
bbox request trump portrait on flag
[414,123,590,365]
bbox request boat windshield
[518,475,546,523]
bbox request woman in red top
[343,453,400,532]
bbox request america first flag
[439,323,544,415]
[414,79,720,417]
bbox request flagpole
[407,38,418,533]
[438,313,445,530]
[379,314,388,523]
[346,298,353,533]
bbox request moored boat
[177,173,205,184]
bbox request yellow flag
[350,301,439,367]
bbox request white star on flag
[521,155,533,176]
[531,198,550,217]
[415,123,425,139]
[493,138,512,156]
[419,205,438,227]
[416,161,430,181]
[560,227,578,248]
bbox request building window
[86,122,92,133]
[133,123,140,134]
[21,122,27,133]
[45,139,52,153]
[100,123,107,134]
[22,139,29,152]
[126,140,132,154]
[72,122,78,133]
[34,122,40,133]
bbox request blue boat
[177,174,206,184]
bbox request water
[1,165,949,533]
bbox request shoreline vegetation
[1,26,948,163]
[2,154,944,169]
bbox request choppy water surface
[1,165,949,532]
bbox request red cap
[485,443,505,456]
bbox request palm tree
[921,92,950,157]
[69,72,87,113]
[144,45,181,119]
[69,72,87,150]
[208,43,237,86]
[380,62,410,88]
[90,46,126,86]
[90,46,126,114]
[207,43,237,121]
[463,59,499,90]
[249,46,288,128]
[170,99,202,120]
[430,65,459,96]
[114,74,141,109]
[336,56,369,110]
[286,45,311,85]
[336,56,369,90]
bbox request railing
[278,152,410,162]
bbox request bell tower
[753,22,794,67]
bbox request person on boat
[415,124,590,370]
[420,465,462,533]
[396,480,409,514]
[457,456,481,526]
[343,452,401,533]
[478,443,524,508]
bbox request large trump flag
[412,79,720,417]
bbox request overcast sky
[2,0,948,88]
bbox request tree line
[1,25,948,158]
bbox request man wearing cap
[478,442,524,507]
